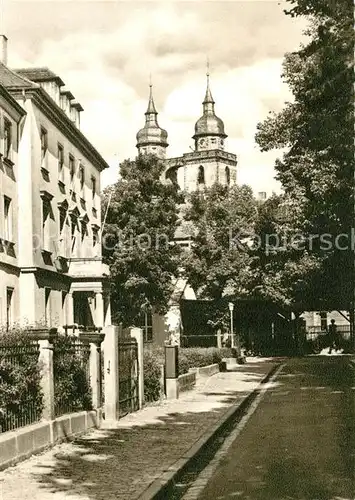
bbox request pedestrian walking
[328,319,337,354]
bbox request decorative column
[95,291,104,328]
[28,328,57,421]
[130,327,144,409]
[79,331,105,410]
[66,292,74,329]
[103,325,120,421]
[104,292,112,326]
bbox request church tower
[193,72,227,152]
[136,84,168,158]
[165,71,237,192]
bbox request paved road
[188,356,355,500]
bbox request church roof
[136,84,168,148]
[193,73,227,139]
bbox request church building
[136,73,238,193]
[135,73,239,344]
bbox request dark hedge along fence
[0,328,43,433]
[143,346,232,403]
[53,335,92,417]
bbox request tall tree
[183,184,257,300]
[102,154,183,326]
[255,0,354,312]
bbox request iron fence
[118,338,139,417]
[53,337,91,417]
[0,341,42,433]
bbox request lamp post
[228,302,235,348]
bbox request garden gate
[118,337,139,416]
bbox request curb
[137,362,280,500]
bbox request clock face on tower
[220,139,224,146]
[199,138,205,147]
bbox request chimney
[0,35,8,65]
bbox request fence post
[165,344,179,399]
[130,327,144,409]
[79,331,105,409]
[103,325,120,421]
[217,329,222,349]
[29,328,57,421]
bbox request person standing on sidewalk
[328,319,337,354]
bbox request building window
[138,308,153,343]
[258,191,267,201]
[4,118,12,159]
[6,287,13,331]
[81,220,88,242]
[58,144,64,182]
[40,127,48,162]
[91,176,96,207]
[320,311,327,331]
[197,165,205,184]
[3,196,12,241]
[79,164,85,194]
[69,155,75,185]
[42,199,52,250]
[92,226,99,248]
[45,288,51,326]
[225,166,230,185]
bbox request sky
[3,0,307,195]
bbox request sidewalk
[0,358,277,500]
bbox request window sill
[3,157,14,168]
[41,248,53,256]
[0,238,15,249]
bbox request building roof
[14,67,65,86]
[136,84,168,148]
[0,62,37,89]
[0,63,109,172]
[193,74,226,140]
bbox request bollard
[165,344,179,399]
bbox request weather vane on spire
[149,73,152,88]
[206,56,210,78]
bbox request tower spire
[146,76,157,115]
[136,79,168,157]
[203,58,214,109]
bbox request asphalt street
[190,356,355,500]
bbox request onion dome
[193,74,227,140]
[136,84,168,148]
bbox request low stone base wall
[178,371,197,392]
[178,363,221,393]
[0,409,101,471]
[190,363,220,378]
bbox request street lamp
[228,302,235,348]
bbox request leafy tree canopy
[255,0,354,311]
[183,184,257,301]
[102,154,183,326]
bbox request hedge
[142,345,232,403]
[143,349,163,403]
[0,328,44,432]
[178,347,232,374]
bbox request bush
[0,328,44,432]
[178,347,232,374]
[53,335,92,415]
[143,349,163,402]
